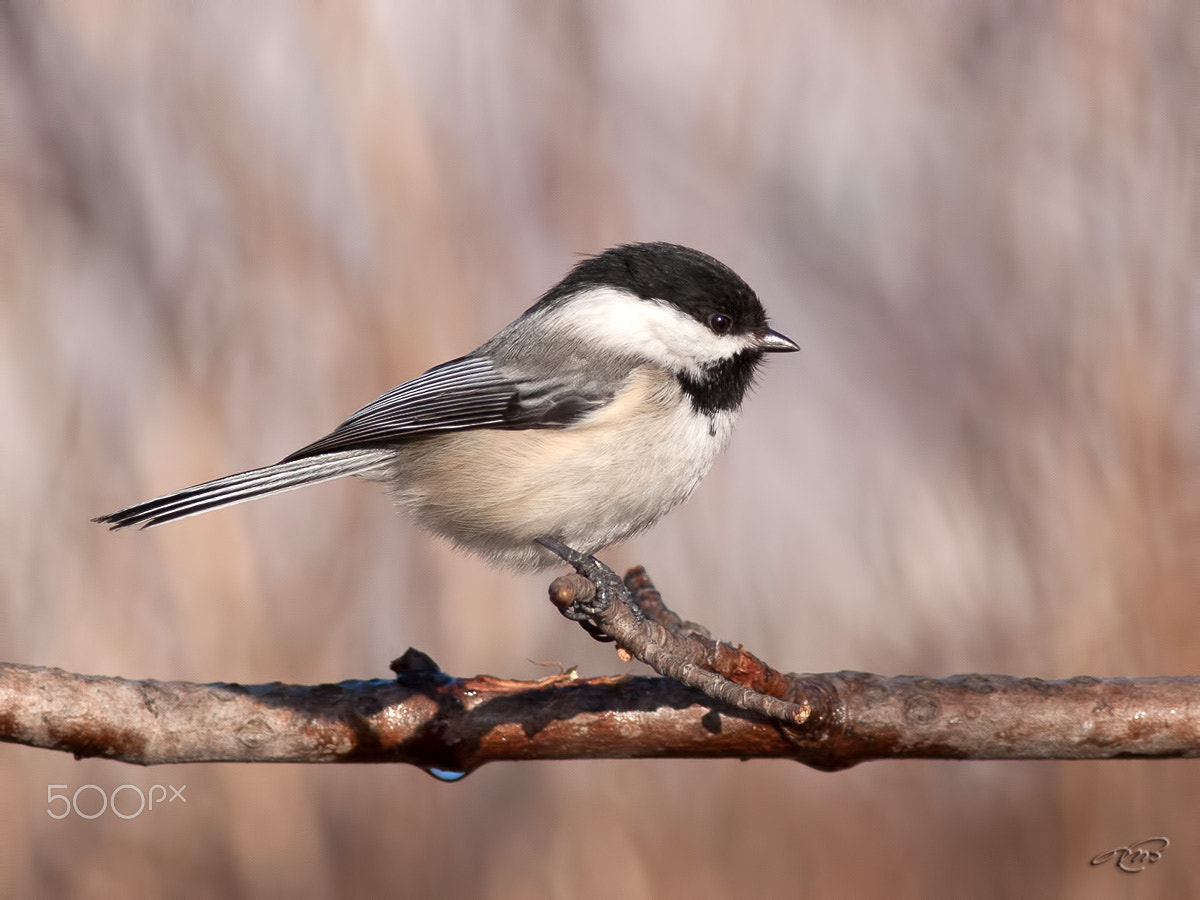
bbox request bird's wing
[281,354,611,461]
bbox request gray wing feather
[283,354,611,461]
[95,352,621,531]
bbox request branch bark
[3,564,1198,770]
[2,655,1199,771]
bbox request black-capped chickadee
[96,242,798,570]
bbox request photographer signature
[1090,837,1168,873]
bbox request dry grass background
[1,1,1197,896]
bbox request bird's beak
[757,328,800,353]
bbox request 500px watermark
[47,784,186,820]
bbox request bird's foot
[535,537,637,622]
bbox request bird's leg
[535,538,640,623]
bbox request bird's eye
[708,313,733,335]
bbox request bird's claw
[536,537,636,621]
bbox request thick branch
[4,559,1197,769]
[2,657,1198,770]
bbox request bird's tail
[93,449,391,530]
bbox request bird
[95,242,798,570]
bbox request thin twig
[547,564,816,726]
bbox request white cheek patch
[550,287,755,373]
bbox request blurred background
[2,1,1197,896]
